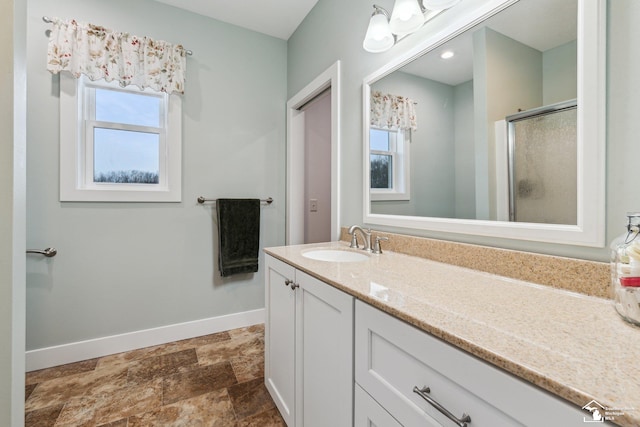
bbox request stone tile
[197,335,264,366]
[25,383,37,401]
[228,378,275,420]
[129,388,237,427]
[24,404,64,427]
[55,378,163,426]
[96,331,231,371]
[24,328,280,427]
[52,396,98,427]
[163,361,237,405]
[231,352,264,383]
[127,348,198,385]
[238,407,286,427]
[228,324,265,340]
[97,420,129,427]
[94,378,163,425]
[26,358,98,385]
[25,366,129,412]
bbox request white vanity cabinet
[264,255,354,427]
[355,300,592,427]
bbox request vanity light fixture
[363,5,395,53]
[389,0,425,36]
[363,0,462,53]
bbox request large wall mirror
[363,0,605,247]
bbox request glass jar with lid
[611,212,640,325]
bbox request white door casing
[286,61,341,245]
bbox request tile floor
[24,324,286,426]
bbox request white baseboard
[26,308,265,372]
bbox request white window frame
[59,74,182,202]
[369,127,410,201]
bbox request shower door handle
[26,247,57,257]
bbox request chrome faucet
[348,225,372,252]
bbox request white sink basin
[302,249,369,263]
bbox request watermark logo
[582,400,605,423]
[581,399,635,423]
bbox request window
[59,75,182,202]
[369,127,410,201]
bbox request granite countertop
[264,241,640,426]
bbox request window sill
[60,186,181,203]
[370,191,410,202]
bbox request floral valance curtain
[370,90,417,131]
[47,18,187,94]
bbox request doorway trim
[3,1,27,424]
[286,61,341,245]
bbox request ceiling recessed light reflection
[440,50,455,59]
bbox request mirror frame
[362,0,606,247]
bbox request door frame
[286,61,341,245]
[2,0,27,424]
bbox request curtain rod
[42,16,193,56]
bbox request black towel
[216,198,261,277]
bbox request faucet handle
[372,236,389,254]
[350,233,359,249]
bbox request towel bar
[197,196,273,206]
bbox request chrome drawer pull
[413,386,471,427]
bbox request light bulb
[363,9,394,53]
[389,0,425,36]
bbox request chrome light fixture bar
[363,0,461,53]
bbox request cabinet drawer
[355,301,587,427]
[355,384,402,427]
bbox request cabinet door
[355,385,402,427]
[265,256,297,426]
[296,270,354,427]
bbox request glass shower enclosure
[506,100,577,225]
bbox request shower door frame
[506,99,578,223]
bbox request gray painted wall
[543,40,578,105]
[453,80,475,219]
[288,0,639,262]
[26,0,287,350]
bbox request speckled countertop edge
[265,241,640,427]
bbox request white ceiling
[152,0,320,40]
[401,0,577,86]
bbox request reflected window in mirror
[370,127,410,201]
